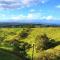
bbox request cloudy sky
[0,0,60,23]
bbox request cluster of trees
[0,23,60,28]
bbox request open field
[0,27,60,60]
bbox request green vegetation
[0,27,60,60]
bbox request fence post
[32,44,34,60]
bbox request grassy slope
[26,27,60,57]
[0,48,20,60]
[0,27,60,59]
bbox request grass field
[0,27,60,60]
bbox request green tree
[20,28,32,39]
[11,40,31,60]
[35,34,50,51]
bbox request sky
[0,0,60,23]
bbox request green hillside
[0,27,60,60]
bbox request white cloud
[27,12,41,20]
[0,0,49,9]
[10,14,56,22]
[29,9,36,13]
[0,12,40,22]
[56,5,60,8]
[46,16,53,20]
[0,11,56,22]
[41,0,48,4]
[21,0,30,5]
[42,16,53,20]
[27,13,33,19]
[9,15,27,22]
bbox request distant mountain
[0,19,60,27]
[28,19,60,25]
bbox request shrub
[20,28,32,39]
[35,34,50,51]
[11,40,31,60]
[36,49,60,60]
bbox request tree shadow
[0,48,20,60]
[47,39,60,49]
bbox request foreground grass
[0,48,20,60]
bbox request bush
[11,40,31,60]
[20,28,32,39]
[35,34,50,51]
[35,33,60,51]
[36,49,60,60]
